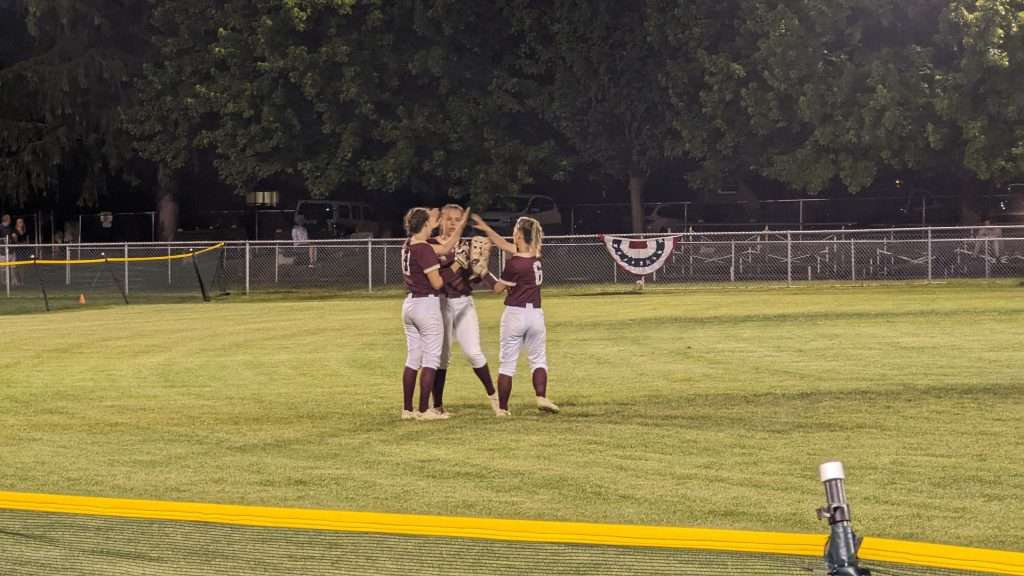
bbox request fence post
[3,242,8,297]
[367,237,373,293]
[66,245,71,286]
[730,240,735,282]
[786,232,792,287]
[927,229,933,283]
[850,240,856,282]
[167,246,172,286]
[124,242,129,296]
[274,244,279,284]
[984,239,990,279]
[245,242,251,295]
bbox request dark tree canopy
[1,0,1021,227]
[0,0,150,206]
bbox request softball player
[472,214,560,416]
[400,207,450,421]
[428,205,500,416]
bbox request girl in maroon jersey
[472,214,560,416]
[428,205,500,416]
[400,207,454,421]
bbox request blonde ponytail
[515,217,543,257]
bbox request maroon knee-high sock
[432,369,447,408]
[402,367,417,411]
[497,374,513,410]
[474,365,496,396]
[532,368,548,398]
[418,368,437,413]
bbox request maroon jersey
[429,238,473,297]
[499,255,542,307]
[402,241,441,297]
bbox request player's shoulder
[407,241,433,256]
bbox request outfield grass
[1,283,1022,552]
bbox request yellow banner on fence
[0,243,224,268]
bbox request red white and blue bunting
[600,235,680,276]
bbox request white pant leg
[440,296,453,369]
[403,296,423,370]
[524,308,548,374]
[499,307,527,377]
[451,297,487,369]
[404,296,444,370]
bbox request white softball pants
[402,295,444,370]
[440,296,488,369]
[498,304,548,377]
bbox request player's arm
[471,214,516,253]
[490,260,516,294]
[416,244,445,290]
[426,269,444,291]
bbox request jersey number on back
[401,249,411,276]
[533,261,543,285]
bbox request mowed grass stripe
[1,284,1022,551]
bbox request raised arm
[471,214,515,253]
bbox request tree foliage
[0,0,149,205]
[2,0,1022,222]
[128,0,561,204]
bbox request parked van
[480,194,562,234]
[294,200,390,238]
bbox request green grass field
[2,283,1023,552]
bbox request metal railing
[3,226,1023,303]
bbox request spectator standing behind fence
[10,217,30,286]
[291,214,316,268]
[972,219,1003,261]
[51,230,64,258]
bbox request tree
[123,0,221,238]
[129,0,561,215]
[0,0,150,209]
[514,0,682,232]
[658,0,945,196]
[930,0,1024,221]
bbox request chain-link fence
[1,242,226,311]
[3,226,1023,309]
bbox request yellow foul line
[0,491,1022,573]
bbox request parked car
[999,183,1024,223]
[480,194,562,234]
[294,200,390,238]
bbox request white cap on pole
[820,461,845,482]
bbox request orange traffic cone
[79,293,86,305]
